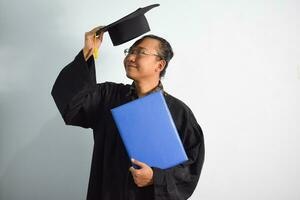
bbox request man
[51,27,205,200]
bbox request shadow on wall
[0,115,93,200]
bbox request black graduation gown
[51,50,205,200]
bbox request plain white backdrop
[1,0,299,199]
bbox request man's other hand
[129,159,154,187]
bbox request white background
[1,0,299,199]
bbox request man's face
[123,38,164,81]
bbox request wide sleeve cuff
[51,50,97,118]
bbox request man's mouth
[126,64,137,68]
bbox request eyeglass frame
[124,47,163,59]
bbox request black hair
[130,34,174,78]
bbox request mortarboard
[96,4,160,46]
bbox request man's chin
[126,73,136,80]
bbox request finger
[131,158,146,168]
[91,26,105,36]
[94,25,105,31]
[129,167,140,179]
[129,166,136,174]
[90,26,102,33]
[130,168,141,177]
[95,31,104,42]
[86,26,103,39]
[85,32,96,42]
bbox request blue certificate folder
[111,91,188,169]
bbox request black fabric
[108,15,150,46]
[51,50,205,200]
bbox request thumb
[131,158,146,168]
[129,166,136,173]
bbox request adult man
[51,27,205,200]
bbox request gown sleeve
[152,113,205,200]
[51,50,112,129]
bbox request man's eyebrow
[131,46,147,50]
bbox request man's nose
[126,53,137,61]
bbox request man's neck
[134,79,160,98]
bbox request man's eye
[139,50,147,55]
[133,49,141,54]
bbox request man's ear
[157,60,166,72]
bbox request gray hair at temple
[130,34,174,78]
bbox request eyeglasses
[124,48,161,59]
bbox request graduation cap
[96,4,160,46]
